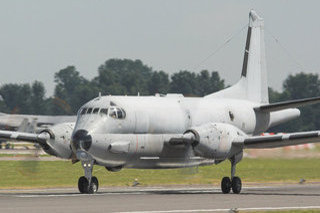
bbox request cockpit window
[100,108,108,115]
[109,107,126,119]
[92,108,99,114]
[87,108,93,114]
[80,108,87,115]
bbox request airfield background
[0,58,319,133]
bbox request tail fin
[205,10,268,103]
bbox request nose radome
[72,129,92,151]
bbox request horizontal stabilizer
[255,96,320,112]
[233,131,320,149]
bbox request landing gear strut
[78,159,99,194]
[221,156,242,194]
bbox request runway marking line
[9,187,265,198]
[116,206,320,213]
[2,185,318,198]
[0,185,275,195]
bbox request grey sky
[0,0,319,96]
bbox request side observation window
[109,107,126,119]
[117,108,123,118]
[117,108,127,119]
[100,108,108,115]
[92,108,99,114]
[109,107,117,118]
[87,108,93,114]
[121,109,126,118]
[80,108,87,115]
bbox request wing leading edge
[0,130,46,144]
[234,131,320,149]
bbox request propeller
[179,144,199,176]
[10,122,74,176]
[16,118,43,176]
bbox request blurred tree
[53,66,99,114]
[269,73,320,132]
[195,70,225,96]
[283,73,320,99]
[170,70,224,96]
[0,96,9,113]
[30,81,46,114]
[170,71,197,96]
[95,59,153,95]
[0,84,32,114]
[148,71,170,94]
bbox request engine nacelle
[186,123,246,160]
[39,122,74,159]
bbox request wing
[233,131,320,149]
[0,130,46,144]
[254,96,320,112]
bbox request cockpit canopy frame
[79,106,126,119]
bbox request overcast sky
[0,0,319,96]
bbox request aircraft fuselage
[71,95,266,169]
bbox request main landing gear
[78,159,99,194]
[221,157,242,194]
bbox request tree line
[0,58,319,132]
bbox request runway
[0,184,320,213]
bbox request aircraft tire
[231,176,242,194]
[88,176,99,194]
[221,177,231,194]
[78,176,89,193]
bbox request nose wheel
[78,176,99,194]
[78,157,99,194]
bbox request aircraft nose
[71,129,92,151]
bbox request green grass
[315,144,320,152]
[0,158,319,189]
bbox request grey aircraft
[0,112,76,132]
[1,10,320,194]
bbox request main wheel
[88,176,99,194]
[231,176,242,194]
[78,176,89,193]
[221,177,231,194]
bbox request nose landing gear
[78,159,99,194]
[221,155,242,194]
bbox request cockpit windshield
[87,108,93,114]
[100,108,108,115]
[80,108,87,115]
[79,106,125,119]
[92,108,99,114]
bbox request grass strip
[0,158,319,188]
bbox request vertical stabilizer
[206,10,269,103]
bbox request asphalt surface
[0,184,319,213]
